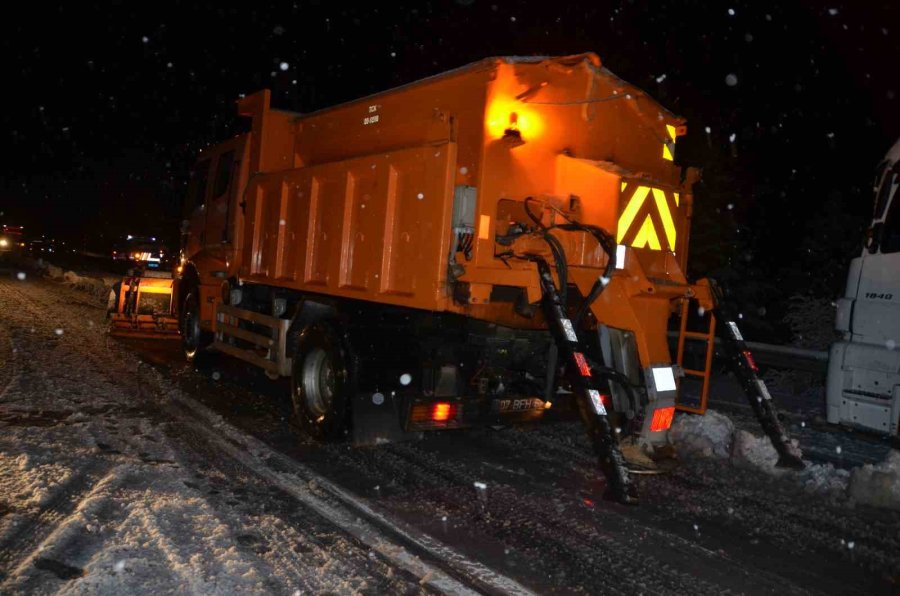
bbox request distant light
[151,237,156,241]
[127,234,133,240]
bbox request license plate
[495,398,545,413]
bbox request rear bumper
[826,341,900,435]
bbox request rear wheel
[291,321,355,442]
[181,292,213,363]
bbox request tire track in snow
[0,460,113,582]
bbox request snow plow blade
[108,272,180,339]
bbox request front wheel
[181,292,213,363]
[290,321,355,442]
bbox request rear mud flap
[351,391,421,447]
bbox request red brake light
[650,406,675,432]
[432,403,452,422]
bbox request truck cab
[827,137,900,434]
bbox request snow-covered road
[1,270,899,594]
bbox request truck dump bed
[234,54,691,336]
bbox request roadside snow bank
[38,261,113,302]
[670,410,854,500]
[848,451,900,511]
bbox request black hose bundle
[520,197,616,321]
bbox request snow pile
[63,270,110,301]
[670,410,874,502]
[46,264,64,279]
[848,450,900,511]
[669,410,734,459]
[731,429,779,470]
[38,261,113,301]
[799,462,850,496]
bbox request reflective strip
[652,188,677,250]
[560,318,578,342]
[756,379,772,400]
[478,214,491,240]
[632,216,661,250]
[663,124,677,161]
[615,244,626,269]
[573,352,592,377]
[651,366,677,392]
[588,389,607,415]
[616,185,650,243]
[727,321,743,341]
[674,192,680,206]
[620,181,627,192]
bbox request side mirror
[866,222,884,254]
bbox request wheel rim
[301,348,334,418]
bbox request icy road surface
[1,272,899,594]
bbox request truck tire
[181,292,213,363]
[291,321,355,442]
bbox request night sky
[2,1,898,314]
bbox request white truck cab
[827,137,900,435]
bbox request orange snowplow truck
[177,54,802,502]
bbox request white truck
[828,137,900,435]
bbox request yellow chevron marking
[617,185,650,243]
[652,188,677,250]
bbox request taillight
[650,406,675,432]
[409,402,462,428]
[432,403,452,422]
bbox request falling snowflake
[16,272,25,281]
[54,328,64,336]
[828,8,839,16]
[728,8,735,16]
[399,373,412,386]
[212,371,221,381]
[459,166,468,175]
[417,192,425,200]
[656,73,667,83]
[836,446,842,454]
[725,73,738,87]
[729,133,737,143]
[141,36,149,43]
[704,126,711,134]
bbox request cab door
[851,157,900,345]
[182,158,211,261]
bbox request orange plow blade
[108,274,180,339]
